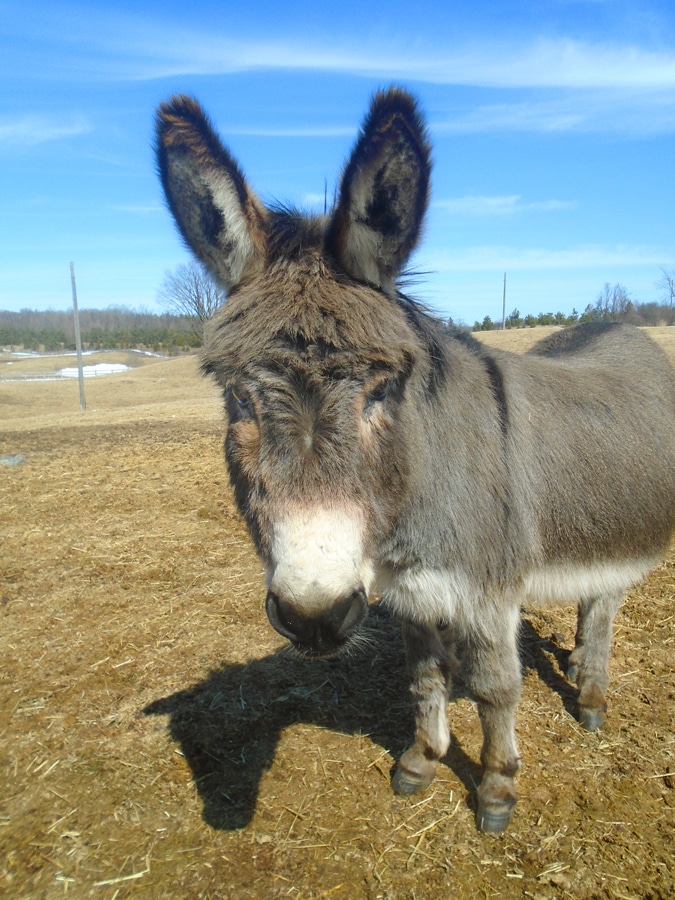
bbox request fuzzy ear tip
[156,93,191,118]
[371,85,419,112]
[366,85,431,158]
[369,86,424,121]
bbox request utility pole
[502,272,507,330]
[70,262,86,411]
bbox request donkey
[155,87,675,832]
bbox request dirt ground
[1,329,673,899]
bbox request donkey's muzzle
[265,589,368,657]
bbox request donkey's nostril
[329,589,368,640]
[265,591,302,642]
[265,589,368,654]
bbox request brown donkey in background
[155,88,675,832]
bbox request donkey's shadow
[519,616,578,720]
[143,605,578,830]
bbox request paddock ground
[1,327,674,899]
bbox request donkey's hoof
[391,766,435,797]
[476,802,515,834]
[566,663,579,684]
[579,706,605,732]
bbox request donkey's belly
[522,557,658,607]
[382,555,659,625]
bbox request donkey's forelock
[201,209,430,385]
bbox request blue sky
[2,0,675,325]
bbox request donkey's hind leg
[392,620,454,797]
[567,591,623,731]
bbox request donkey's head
[156,89,434,657]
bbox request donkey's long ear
[327,88,431,294]
[155,95,268,291]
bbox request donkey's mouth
[288,640,348,661]
[265,589,369,658]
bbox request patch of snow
[0,454,25,466]
[59,364,130,378]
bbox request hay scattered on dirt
[1,334,674,898]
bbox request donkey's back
[510,321,675,577]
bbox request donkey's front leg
[392,619,454,797]
[463,608,522,833]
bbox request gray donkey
[156,87,675,832]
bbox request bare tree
[157,261,227,331]
[595,282,633,320]
[656,267,675,308]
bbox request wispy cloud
[0,115,90,147]
[422,243,674,272]
[432,91,675,136]
[302,192,332,210]
[70,23,675,137]
[421,39,675,90]
[434,195,577,216]
[104,28,675,91]
[14,5,675,91]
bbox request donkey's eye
[366,379,397,406]
[228,386,255,418]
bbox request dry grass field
[1,328,674,899]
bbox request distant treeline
[0,308,202,352]
[473,283,675,331]
[3,285,674,352]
